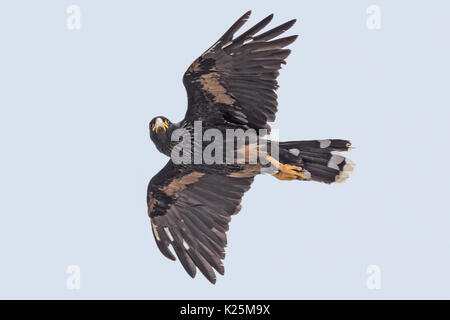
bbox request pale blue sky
[0,1,449,299]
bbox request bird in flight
[147,11,354,284]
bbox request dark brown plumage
[182,11,297,134]
[147,11,353,284]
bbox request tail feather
[279,139,354,184]
[280,139,351,151]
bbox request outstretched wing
[147,160,255,284]
[183,11,297,133]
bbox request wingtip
[281,35,299,47]
[168,254,176,261]
[264,13,274,24]
[208,276,217,285]
[283,19,297,30]
[188,268,197,278]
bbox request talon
[278,163,308,180]
[266,155,308,180]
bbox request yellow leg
[266,155,308,180]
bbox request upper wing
[147,160,255,284]
[183,11,297,133]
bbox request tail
[274,139,354,184]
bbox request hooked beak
[152,118,169,133]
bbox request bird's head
[149,116,172,154]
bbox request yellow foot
[266,155,308,180]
